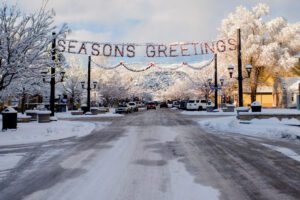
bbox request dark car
[179,100,188,110]
[160,101,168,108]
[146,102,156,110]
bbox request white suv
[186,99,212,111]
[127,102,138,112]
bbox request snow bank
[56,111,123,119]
[199,116,300,139]
[0,121,98,146]
[182,108,300,116]
[262,144,300,162]
[181,110,236,116]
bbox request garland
[91,58,214,72]
[91,59,155,72]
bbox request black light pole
[87,56,91,112]
[50,32,56,116]
[237,28,244,107]
[214,54,218,109]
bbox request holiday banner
[57,38,236,58]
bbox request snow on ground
[181,110,236,116]
[24,126,220,200]
[0,153,25,181]
[198,116,300,140]
[262,144,300,162]
[245,108,300,114]
[0,121,100,146]
[56,110,124,119]
[181,108,300,116]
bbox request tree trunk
[250,66,261,103]
[21,93,26,114]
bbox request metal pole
[87,56,91,112]
[237,28,243,107]
[50,32,56,116]
[214,54,218,109]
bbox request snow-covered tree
[290,58,300,76]
[219,3,300,102]
[1,75,47,113]
[99,72,129,106]
[0,1,68,92]
[62,57,85,109]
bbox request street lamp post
[227,29,253,107]
[50,32,56,116]
[41,32,65,116]
[206,54,224,109]
[81,56,97,112]
[237,28,243,107]
[214,54,218,109]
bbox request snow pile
[241,108,300,115]
[0,121,99,146]
[199,117,300,139]
[56,110,123,119]
[262,144,300,162]
[181,110,236,116]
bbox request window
[188,100,195,103]
[291,93,294,102]
[196,100,200,103]
[201,100,207,103]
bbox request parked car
[146,102,156,110]
[115,104,132,114]
[179,100,188,110]
[186,99,212,111]
[127,102,138,112]
[172,101,180,108]
[160,101,168,108]
[136,101,144,108]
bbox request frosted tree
[62,56,85,109]
[1,75,47,113]
[219,3,300,102]
[290,58,300,76]
[0,1,68,92]
[99,71,129,106]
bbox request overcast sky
[15,0,300,43]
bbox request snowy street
[0,109,300,200]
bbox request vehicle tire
[198,106,203,111]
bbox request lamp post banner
[57,38,236,58]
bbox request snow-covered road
[1,109,300,200]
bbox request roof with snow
[280,77,300,91]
